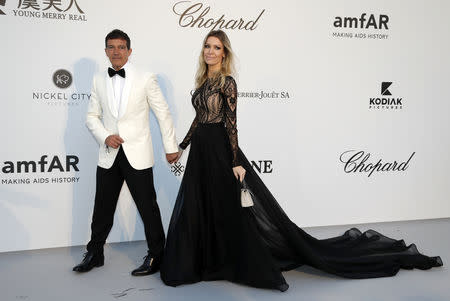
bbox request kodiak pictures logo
[369,82,403,110]
[381,81,392,96]
[332,13,389,40]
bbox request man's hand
[105,135,124,149]
[166,150,183,164]
[166,152,178,164]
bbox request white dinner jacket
[86,64,178,169]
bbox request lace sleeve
[223,77,239,167]
[179,115,199,150]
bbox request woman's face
[203,36,225,70]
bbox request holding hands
[166,149,183,164]
[105,135,182,165]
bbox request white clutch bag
[240,180,254,207]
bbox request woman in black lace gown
[160,30,442,292]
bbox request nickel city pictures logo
[53,69,72,89]
[32,68,90,106]
[369,82,403,110]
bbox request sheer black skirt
[160,123,442,291]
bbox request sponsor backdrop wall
[1,0,449,252]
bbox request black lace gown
[160,76,442,291]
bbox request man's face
[105,38,132,70]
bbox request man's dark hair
[105,29,131,49]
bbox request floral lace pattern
[180,76,239,166]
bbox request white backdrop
[1,0,449,253]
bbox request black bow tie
[108,67,125,78]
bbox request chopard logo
[339,150,415,177]
[172,1,265,31]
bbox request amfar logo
[333,14,389,30]
[0,0,6,15]
[172,1,265,31]
[1,155,79,174]
[332,13,389,40]
[369,82,403,110]
[251,160,273,174]
[1,155,81,185]
[339,150,414,177]
[53,69,72,89]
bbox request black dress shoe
[131,254,161,276]
[73,252,104,272]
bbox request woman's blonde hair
[195,30,236,89]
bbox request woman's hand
[232,166,246,183]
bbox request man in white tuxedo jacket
[73,29,179,276]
